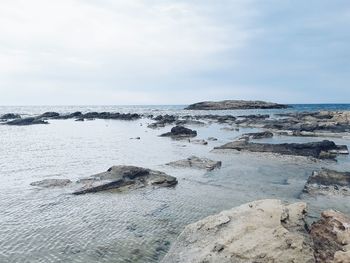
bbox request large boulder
[185,100,289,110]
[166,156,221,171]
[73,165,177,195]
[303,169,350,196]
[161,199,314,263]
[215,140,348,159]
[310,210,350,263]
[160,126,197,138]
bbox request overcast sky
[0,0,349,105]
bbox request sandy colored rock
[161,199,314,263]
[166,156,221,171]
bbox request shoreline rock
[30,179,72,187]
[214,140,348,159]
[73,165,177,195]
[161,199,314,263]
[185,100,289,110]
[5,117,48,126]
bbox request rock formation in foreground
[166,156,222,171]
[161,199,314,263]
[303,168,350,196]
[185,100,289,110]
[215,140,348,159]
[310,209,350,262]
[73,165,177,195]
[162,199,350,263]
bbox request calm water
[1,104,350,263]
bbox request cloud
[0,0,349,104]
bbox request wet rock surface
[166,156,221,171]
[73,165,177,195]
[5,117,48,126]
[161,199,314,263]
[30,179,72,187]
[185,100,289,110]
[240,131,274,140]
[215,140,348,159]
[310,210,350,263]
[303,169,350,196]
[160,126,197,138]
[0,113,21,120]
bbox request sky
[0,0,349,105]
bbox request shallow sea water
[1,105,350,263]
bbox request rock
[161,199,314,263]
[195,114,236,123]
[160,126,197,138]
[5,117,48,126]
[130,137,141,140]
[82,112,140,120]
[240,131,273,140]
[237,114,270,119]
[185,100,289,110]
[166,156,221,171]
[148,115,177,128]
[310,210,350,263]
[0,113,21,119]
[30,179,72,187]
[75,118,84,122]
[214,140,348,159]
[207,137,218,141]
[73,165,177,195]
[39,112,60,118]
[175,120,206,126]
[303,169,350,196]
[189,139,208,145]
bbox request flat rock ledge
[73,165,177,195]
[161,199,314,263]
[162,199,350,263]
[303,169,350,196]
[166,156,222,171]
[185,100,289,110]
[214,140,348,159]
[160,126,197,138]
[30,179,72,188]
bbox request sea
[1,104,350,263]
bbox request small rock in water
[160,126,197,138]
[207,137,218,141]
[5,117,48,126]
[166,156,221,171]
[30,179,72,188]
[190,139,208,145]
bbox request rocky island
[185,100,289,110]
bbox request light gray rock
[166,156,221,171]
[161,199,314,263]
[185,100,288,110]
[30,179,72,188]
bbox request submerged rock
[240,131,274,140]
[73,165,177,195]
[185,100,289,110]
[310,210,350,263]
[166,156,221,171]
[303,169,350,196]
[0,113,21,120]
[189,139,208,145]
[215,140,348,159]
[160,126,197,138]
[30,179,72,187]
[161,199,314,263]
[5,117,48,126]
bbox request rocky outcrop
[39,112,60,118]
[160,126,197,138]
[303,169,350,196]
[5,117,48,126]
[0,113,21,120]
[73,165,177,195]
[148,115,177,128]
[214,140,348,159]
[30,179,72,187]
[166,156,221,171]
[161,199,314,263]
[310,210,350,263]
[240,131,273,140]
[185,100,289,110]
[81,112,140,120]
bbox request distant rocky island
[185,100,289,110]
